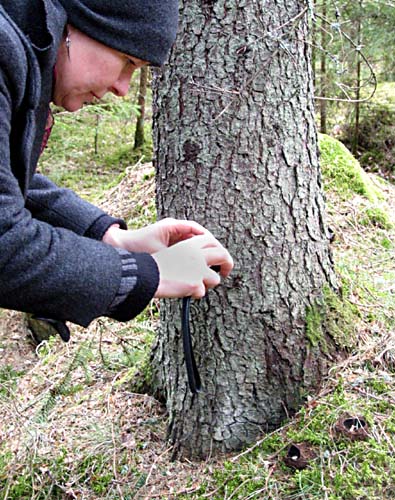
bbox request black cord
[182,296,201,394]
[181,265,221,394]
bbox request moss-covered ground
[0,91,395,498]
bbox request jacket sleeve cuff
[84,214,127,240]
[107,250,160,322]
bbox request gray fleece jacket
[0,0,159,326]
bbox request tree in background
[151,0,343,459]
[134,66,149,150]
[312,0,395,156]
[317,0,329,134]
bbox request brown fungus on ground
[283,443,317,470]
[334,415,370,441]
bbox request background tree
[151,0,342,459]
[318,0,329,133]
[312,0,395,174]
[134,66,149,150]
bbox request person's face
[53,26,147,112]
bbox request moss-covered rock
[319,134,394,232]
[318,133,382,202]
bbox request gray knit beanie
[58,0,179,66]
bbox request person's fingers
[178,233,220,250]
[161,218,209,245]
[203,267,221,288]
[173,234,234,276]
[190,281,207,299]
[152,232,233,299]
[174,219,208,235]
[203,248,234,277]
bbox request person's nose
[111,69,134,97]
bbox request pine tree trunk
[151,0,339,459]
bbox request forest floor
[0,101,395,499]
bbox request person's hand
[102,218,209,254]
[152,234,234,299]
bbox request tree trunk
[134,66,149,149]
[352,2,362,156]
[319,0,328,134]
[311,1,316,90]
[151,0,339,459]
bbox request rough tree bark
[151,0,340,459]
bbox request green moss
[0,449,69,499]
[128,354,154,394]
[319,133,394,235]
[198,375,395,500]
[381,237,394,249]
[360,206,394,230]
[0,365,24,398]
[305,302,325,348]
[305,286,359,350]
[365,377,391,395]
[103,131,153,169]
[319,133,382,202]
[0,448,118,499]
[78,454,114,494]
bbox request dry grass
[0,165,212,499]
[97,161,156,228]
